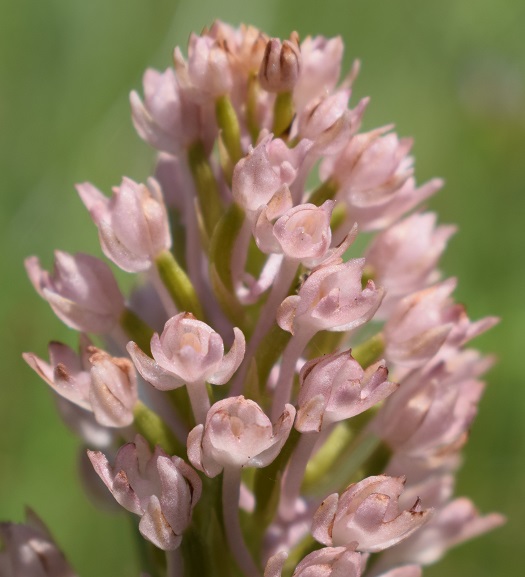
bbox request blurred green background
[1,0,523,575]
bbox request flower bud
[77,177,171,273]
[88,435,201,551]
[0,510,77,577]
[128,312,245,390]
[187,396,295,477]
[259,35,301,93]
[130,67,207,154]
[294,35,344,109]
[188,34,233,97]
[25,251,124,334]
[312,475,432,552]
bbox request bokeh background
[1,0,523,575]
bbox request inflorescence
[2,21,504,577]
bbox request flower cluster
[4,21,504,577]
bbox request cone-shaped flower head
[187,396,295,477]
[295,351,398,432]
[25,251,124,333]
[278,258,383,335]
[258,34,301,93]
[312,475,432,552]
[23,338,138,428]
[0,509,77,577]
[88,435,201,551]
[128,312,245,390]
[77,177,171,273]
[254,200,335,267]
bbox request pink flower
[232,134,312,213]
[323,127,414,206]
[24,339,138,428]
[294,35,344,110]
[312,475,432,552]
[384,279,458,368]
[295,351,398,432]
[373,358,485,457]
[187,396,295,477]
[364,212,456,317]
[77,177,171,273]
[187,33,233,97]
[127,312,245,389]
[277,258,383,335]
[88,435,201,550]
[254,200,334,266]
[377,498,505,566]
[25,251,124,333]
[131,68,194,153]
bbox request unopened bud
[259,35,301,93]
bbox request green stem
[187,141,224,238]
[155,250,204,320]
[272,91,294,138]
[120,308,154,355]
[216,94,243,164]
[209,203,248,328]
[133,400,183,456]
[352,332,385,369]
[246,72,260,144]
[308,178,338,206]
[253,428,300,531]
